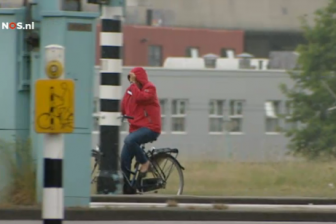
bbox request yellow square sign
[35,79,75,133]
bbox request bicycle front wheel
[37,113,52,129]
[147,153,184,195]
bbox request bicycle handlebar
[119,115,134,122]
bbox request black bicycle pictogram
[37,82,73,130]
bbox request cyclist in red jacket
[120,67,161,194]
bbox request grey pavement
[1,222,335,224]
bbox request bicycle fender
[151,153,185,170]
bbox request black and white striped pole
[35,45,75,224]
[97,2,124,194]
[44,45,65,224]
[43,133,64,224]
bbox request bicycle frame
[121,147,163,190]
[121,160,140,188]
[121,145,181,192]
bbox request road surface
[1,222,335,224]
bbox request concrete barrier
[0,207,336,221]
[91,195,336,205]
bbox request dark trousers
[121,127,159,194]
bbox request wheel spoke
[143,155,184,195]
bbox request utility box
[0,8,31,202]
[0,1,100,207]
[32,9,99,206]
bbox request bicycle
[91,115,185,195]
[37,107,73,130]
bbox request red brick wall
[96,24,244,66]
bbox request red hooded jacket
[121,67,161,134]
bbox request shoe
[136,171,147,188]
[123,183,136,195]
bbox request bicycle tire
[148,153,184,195]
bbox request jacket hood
[130,67,148,85]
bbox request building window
[148,45,162,67]
[62,0,81,11]
[285,101,298,130]
[186,47,199,58]
[171,99,187,133]
[160,99,167,132]
[229,100,244,133]
[221,48,235,58]
[209,100,224,133]
[265,101,281,133]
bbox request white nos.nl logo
[2,22,35,30]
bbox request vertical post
[43,135,64,224]
[97,1,123,193]
[42,45,65,224]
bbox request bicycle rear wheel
[144,153,184,195]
